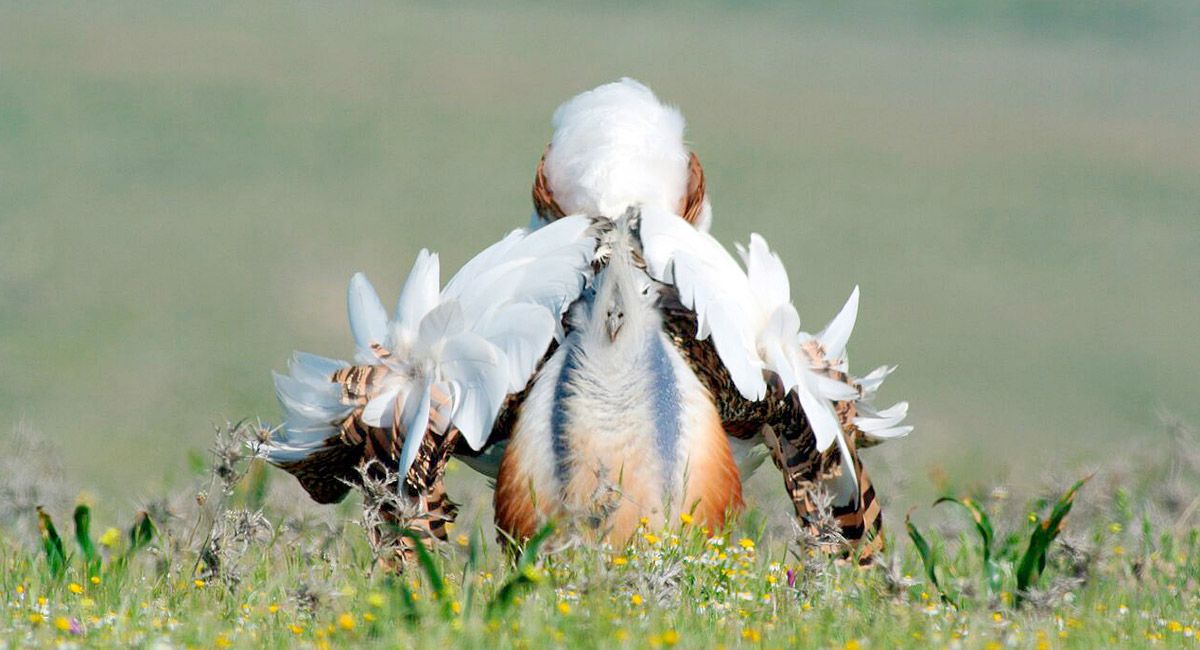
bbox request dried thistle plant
[292,580,329,618]
[1020,575,1086,611]
[622,555,686,607]
[796,487,848,552]
[877,552,917,597]
[552,466,623,551]
[0,420,73,540]
[352,459,428,569]
[788,487,847,587]
[200,508,275,585]
[188,420,274,583]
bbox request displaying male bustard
[260,79,911,566]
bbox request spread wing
[260,215,596,508]
[639,207,908,558]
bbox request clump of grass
[906,476,1092,610]
[33,503,158,582]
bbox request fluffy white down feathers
[543,78,694,223]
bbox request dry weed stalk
[189,420,275,584]
[0,420,73,541]
[789,487,848,588]
[352,459,431,571]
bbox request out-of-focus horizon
[1,2,1198,511]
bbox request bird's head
[531,78,711,231]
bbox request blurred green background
[2,2,1198,515]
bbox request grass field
[1,419,1198,648]
[2,1,1199,647]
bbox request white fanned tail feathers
[262,215,596,477]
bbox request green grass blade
[487,523,555,618]
[516,523,554,571]
[36,507,67,580]
[933,497,993,564]
[462,524,486,615]
[934,496,1000,593]
[383,574,420,625]
[73,504,100,578]
[126,511,157,558]
[400,530,451,618]
[905,509,957,608]
[1016,476,1090,604]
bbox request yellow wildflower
[68,582,84,594]
[557,601,571,615]
[90,576,101,585]
[679,513,694,525]
[742,628,762,642]
[844,641,860,650]
[289,624,304,635]
[363,612,376,623]
[612,556,628,566]
[267,603,280,614]
[215,635,232,648]
[631,593,644,606]
[194,579,206,588]
[29,613,44,625]
[456,534,469,547]
[451,600,462,614]
[662,629,680,646]
[337,612,355,631]
[737,538,755,550]
[54,617,72,632]
[367,592,386,608]
[98,527,121,547]
[521,566,543,583]
[644,533,661,545]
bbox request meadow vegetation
[2,2,1199,647]
[1,416,1197,648]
